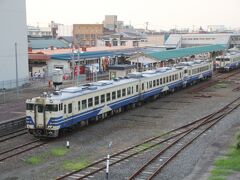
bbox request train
[215,50,240,72]
[26,60,213,137]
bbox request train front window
[45,104,58,112]
[26,103,34,110]
[38,105,43,113]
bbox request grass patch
[51,147,69,156]
[63,159,90,171]
[208,131,240,180]
[213,83,228,89]
[26,156,43,165]
[137,143,153,150]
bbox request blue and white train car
[215,51,240,72]
[26,60,212,137]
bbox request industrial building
[73,24,104,47]
[0,0,28,89]
[165,33,240,49]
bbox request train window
[112,92,116,100]
[95,96,99,105]
[64,105,66,114]
[147,82,149,89]
[169,76,171,82]
[46,105,58,112]
[136,85,139,92]
[142,83,144,90]
[61,103,63,110]
[127,87,131,95]
[172,75,174,81]
[82,100,87,110]
[149,81,152,88]
[180,73,182,78]
[184,70,187,74]
[101,94,105,103]
[160,78,162,85]
[88,98,93,107]
[38,105,43,113]
[163,77,165,84]
[132,87,133,94]
[59,104,61,111]
[107,93,111,101]
[166,77,169,83]
[78,101,81,111]
[117,90,121,98]
[157,79,159,86]
[122,89,126,97]
[175,74,177,80]
[153,80,156,87]
[68,104,72,113]
[26,103,34,110]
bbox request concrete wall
[47,60,70,76]
[0,0,28,86]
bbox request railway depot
[1,0,240,179]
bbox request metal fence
[0,72,109,104]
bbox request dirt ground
[1,72,240,180]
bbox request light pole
[15,42,19,97]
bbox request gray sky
[26,0,240,30]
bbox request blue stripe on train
[27,72,212,128]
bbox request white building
[57,24,73,37]
[0,0,28,88]
[165,33,240,49]
[28,26,52,37]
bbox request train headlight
[48,125,53,129]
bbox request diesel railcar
[26,60,212,137]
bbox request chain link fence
[0,72,109,104]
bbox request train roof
[36,67,184,101]
[175,60,210,67]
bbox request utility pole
[145,22,149,30]
[15,42,19,97]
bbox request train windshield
[45,104,58,112]
[26,103,34,110]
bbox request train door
[34,104,46,129]
[67,103,73,124]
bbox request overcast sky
[26,0,240,30]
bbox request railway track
[56,97,240,180]
[0,139,47,161]
[189,69,240,93]
[0,128,28,143]
[128,97,240,180]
